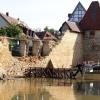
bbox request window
[68,2,86,22]
[90,31,95,38]
[78,11,82,14]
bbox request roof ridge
[79,1,100,31]
[0,12,30,29]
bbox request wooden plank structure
[24,67,77,79]
[24,60,77,79]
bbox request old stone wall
[83,30,100,62]
[35,30,83,68]
[19,40,27,56]
[42,41,50,56]
[0,37,16,68]
[32,40,42,56]
[42,40,56,56]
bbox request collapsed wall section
[36,31,83,68]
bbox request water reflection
[74,80,100,95]
[0,79,74,100]
[0,78,100,100]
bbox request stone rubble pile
[0,31,80,78]
[4,56,46,77]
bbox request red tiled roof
[35,31,57,40]
[0,13,18,25]
[59,21,81,33]
[67,21,81,33]
[44,32,57,40]
[79,1,100,31]
[0,13,29,28]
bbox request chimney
[17,18,20,21]
[17,18,21,24]
[6,12,9,16]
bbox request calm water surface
[0,78,100,100]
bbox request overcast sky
[0,0,98,30]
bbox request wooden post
[35,67,36,78]
[52,68,54,78]
[41,68,42,78]
[30,67,31,77]
[58,68,60,86]
[64,68,65,79]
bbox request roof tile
[79,1,100,31]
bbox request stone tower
[79,1,100,62]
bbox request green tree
[6,24,22,37]
[49,28,55,34]
[44,26,55,34]
[44,26,49,32]
[0,24,22,37]
[0,28,7,36]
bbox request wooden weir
[24,60,78,79]
[24,67,76,79]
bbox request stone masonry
[35,30,83,68]
[83,31,100,62]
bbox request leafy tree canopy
[0,24,23,37]
[44,26,55,34]
[0,28,6,36]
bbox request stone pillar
[42,40,51,56]
[32,40,42,56]
[19,40,27,56]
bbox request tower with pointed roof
[60,2,86,34]
[79,1,100,61]
[68,2,86,22]
[58,1,100,66]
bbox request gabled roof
[67,21,81,32]
[35,31,57,40]
[68,2,86,22]
[35,31,45,40]
[60,21,81,33]
[79,1,100,31]
[0,12,29,28]
[33,33,40,40]
[59,21,68,33]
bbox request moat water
[0,78,100,100]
